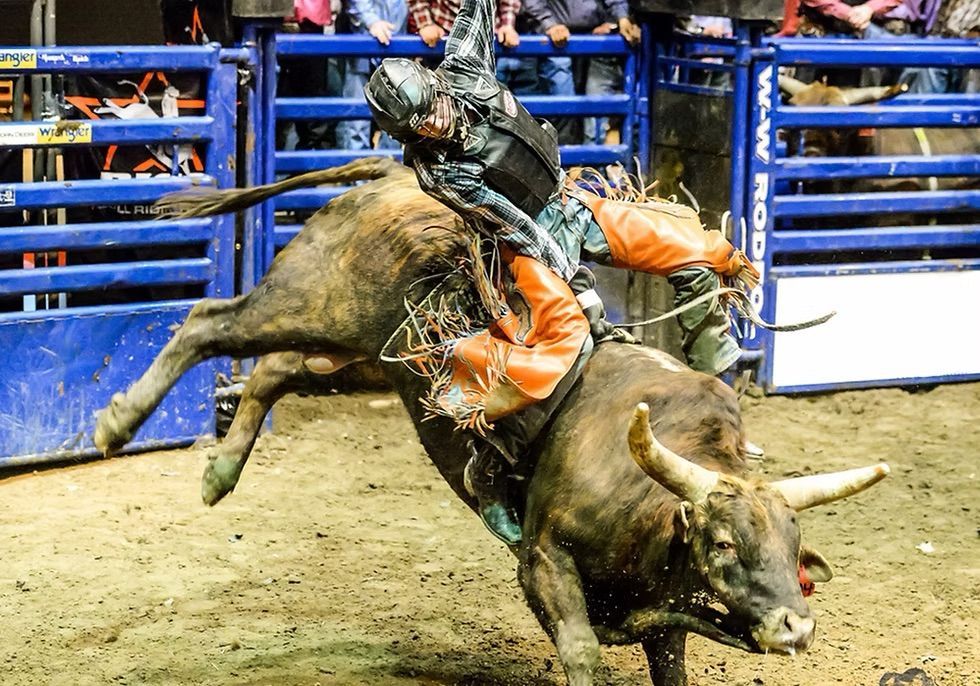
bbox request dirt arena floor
[1,381,978,686]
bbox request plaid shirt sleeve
[409,0,436,29]
[413,156,576,282]
[442,0,496,73]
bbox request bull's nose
[783,611,815,651]
[752,608,816,654]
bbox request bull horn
[778,74,809,97]
[770,463,890,511]
[840,83,908,106]
[628,403,719,503]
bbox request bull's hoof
[201,453,244,506]
[93,393,135,456]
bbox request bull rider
[364,0,759,545]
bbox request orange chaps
[438,253,590,428]
[437,195,757,428]
[579,194,756,279]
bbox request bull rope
[616,286,836,333]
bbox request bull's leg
[93,293,339,456]
[201,350,364,506]
[518,542,601,686]
[202,352,308,506]
[641,629,688,686]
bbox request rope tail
[155,156,405,219]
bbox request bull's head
[778,75,907,160]
[628,403,888,655]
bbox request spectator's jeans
[539,56,575,95]
[337,59,399,151]
[276,21,341,151]
[538,56,579,144]
[903,66,963,94]
[891,33,970,95]
[496,56,541,95]
[584,56,624,144]
[859,23,948,94]
[798,23,912,88]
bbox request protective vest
[407,69,562,218]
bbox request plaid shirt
[409,0,520,33]
[413,158,575,281]
[409,0,575,281]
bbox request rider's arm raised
[442,0,497,74]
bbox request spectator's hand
[546,24,571,47]
[592,22,617,35]
[618,17,642,46]
[702,24,727,38]
[847,4,874,31]
[418,24,447,48]
[497,25,520,48]
[369,20,396,46]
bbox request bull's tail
[156,156,405,219]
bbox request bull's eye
[714,541,736,552]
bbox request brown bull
[779,75,980,194]
[93,158,889,686]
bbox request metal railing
[266,33,646,251]
[0,44,239,463]
[740,36,980,392]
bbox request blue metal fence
[0,45,238,464]
[5,30,974,465]
[739,37,980,393]
[264,33,646,256]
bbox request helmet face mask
[415,94,457,140]
[365,58,439,140]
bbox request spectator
[778,0,803,35]
[277,1,339,151]
[902,0,978,93]
[796,0,912,87]
[338,0,409,150]
[583,18,625,144]
[496,12,541,96]
[522,0,640,143]
[798,0,909,38]
[682,15,733,90]
[408,0,522,48]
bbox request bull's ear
[674,501,695,544]
[800,545,833,583]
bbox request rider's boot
[464,439,522,546]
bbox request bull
[93,158,889,686]
[779,75,980,195]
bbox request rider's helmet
[364,58,438,140]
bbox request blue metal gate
[740,38,980,393]
[0,45,238,464]
[8,28,971,467]
[262,33,647,267]
[653,29,980,392]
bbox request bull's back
[254,171,467,355]
[548,343,745,473]
[871,128,980,192]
